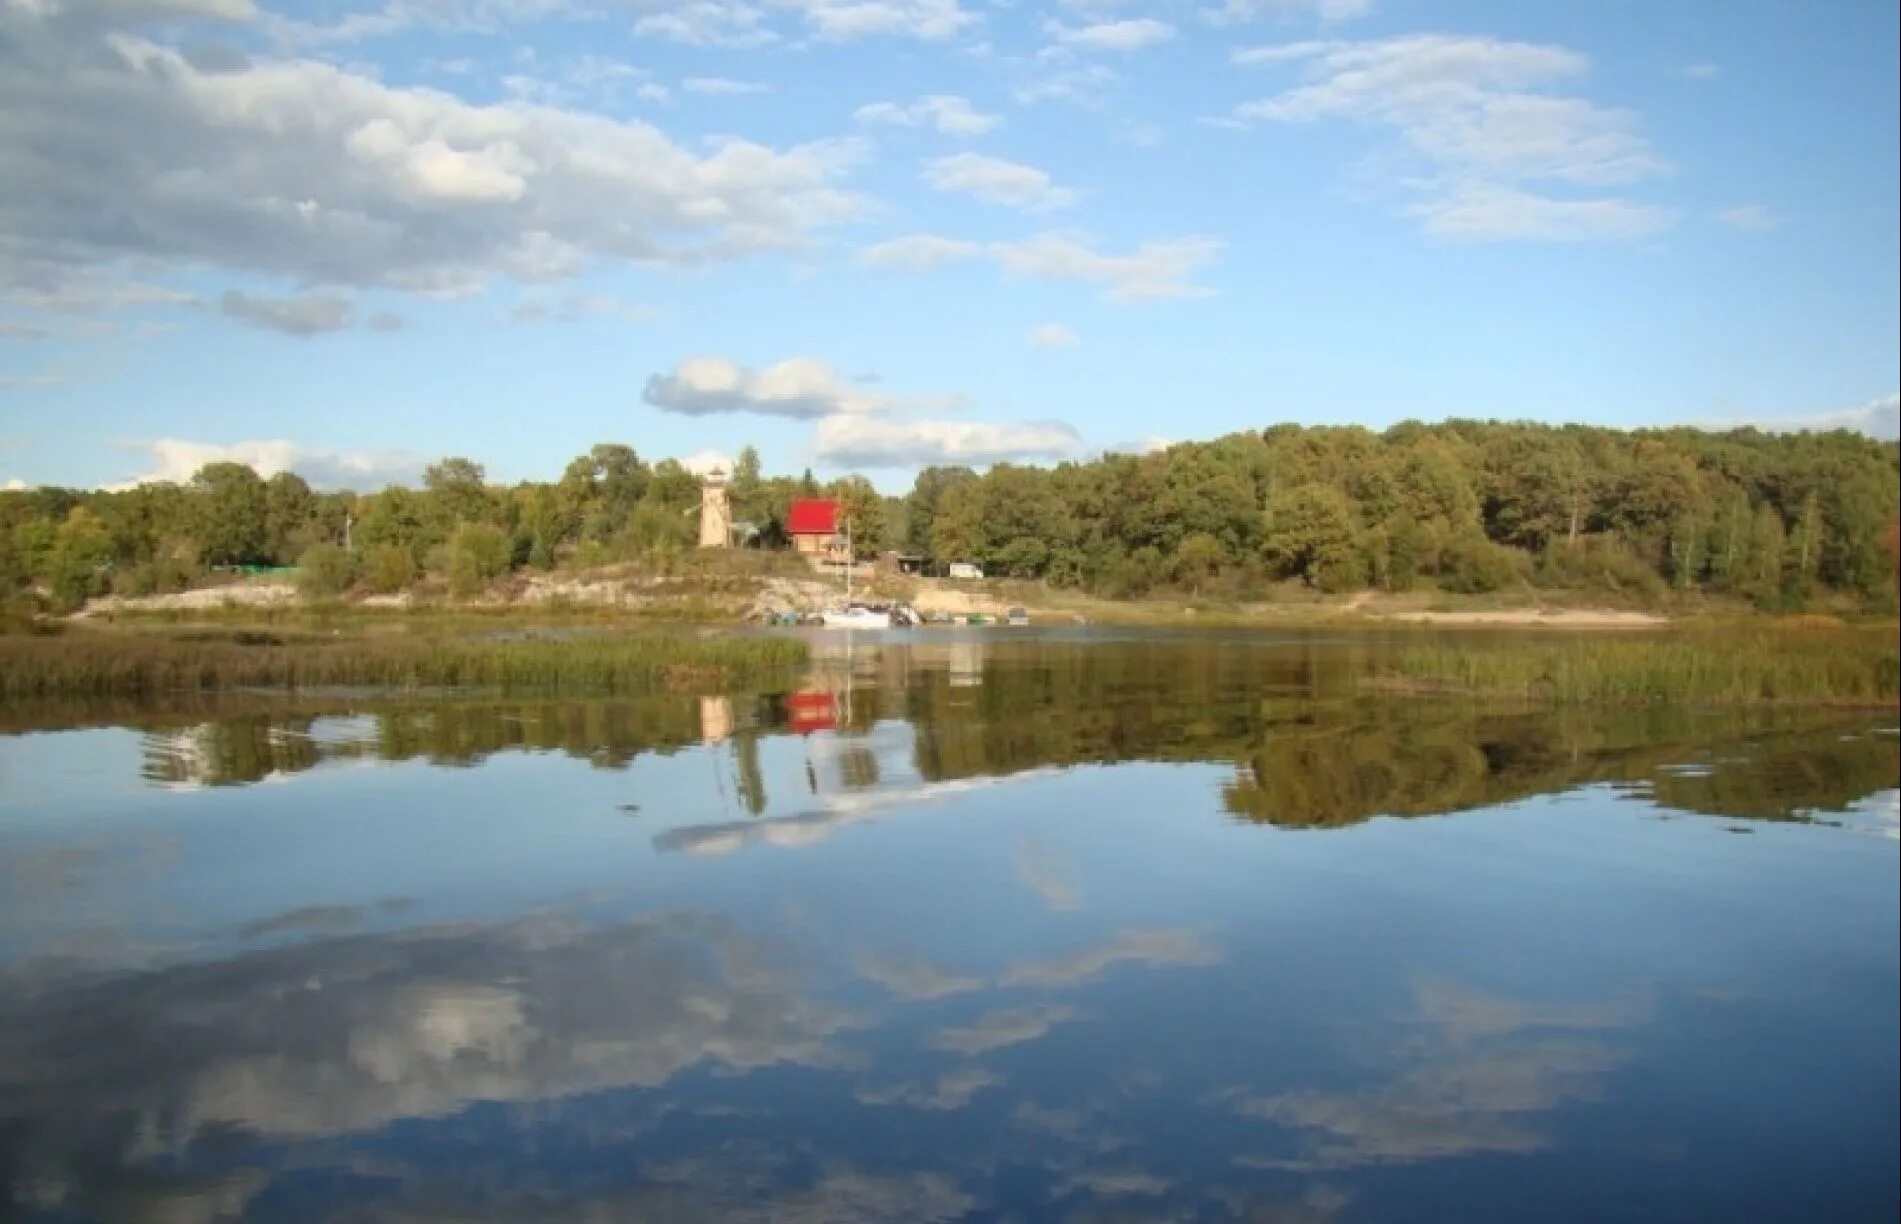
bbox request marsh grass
[0,630,807,700]
[1378,628,1900,707]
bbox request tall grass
[1378,629,1900,707]
[0,630,807,700]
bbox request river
[1,629,1896,1221]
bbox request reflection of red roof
[787,498,840,535]
[786,690,837,733]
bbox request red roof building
[786,498,840,536]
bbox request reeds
[1378,629,1900,707]
[0,630,808,700]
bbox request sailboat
[819,518,891,629]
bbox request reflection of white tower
[697,469,732,549]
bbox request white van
[947,562,984,580]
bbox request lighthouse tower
[697,469,732,549]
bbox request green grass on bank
[0,629,808,700]
[1375,627,1900,707]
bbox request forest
[2,420,1896,613]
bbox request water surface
[2,631,1896,1221]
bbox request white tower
[698,469,732,549]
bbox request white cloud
[861,231,1220,301]
[853,94,999,136]
[681,76,772,95]
[859,234,984,270]
[991,232,1222,301]
[1718,392,1900,440]
[1211,0,1373,23]
[923,153,1075,211]
[1681,62,1719,79]
[3,478,28,492]
[1028,322,1080,349]
[677,448,737,476]
[1715,204,1777,232]
[1410,183,1675,243]
[633,2,778,46]
[1045,18,1175,52]
[0,6,865,315]
[644,356,904,419]
[813,415,1082,467]
[508,291,655,323]
[108,438,428,490]
[773,0,978,42]
[0,374,67,392]
[0,321,52,340]
[1230,34,1672,242]
[1014,62,1120,106]
[219,290,355,336]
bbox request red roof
[786,498,840,535]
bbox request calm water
[1,630,1896,1222]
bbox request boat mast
[843,517,853,603]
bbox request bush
[447,523,511,597]
[361,544,416,594]
[296,543,357,599]
[1439,531,1525,594]
[1534,536,1666,599]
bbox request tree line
[1,420,1895,611]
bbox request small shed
[786,498,847,563]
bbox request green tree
[44,506,113,610]
[1174,532,1226,595]
[362,543,417,594]
[1262,484,1359,589]
[190,462,268,566]
[296,542,357,599]
[264,471,316,563]
[446,522,510,596]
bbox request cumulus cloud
[677,448,737,476]
[1045,18,1175,52]
[218,290,355,336]
[860,231,1222,301]
[1715,204,1777,232]
[1027,322,1080,349]
[813,416,1083,467]
[923,153,1076,211]
[853,94,1000,136]
[0,3,865,315]
[643,356,904,419]
[108,438,428,490]
[1229,34,1673,242]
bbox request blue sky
[1,0,1895,492]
